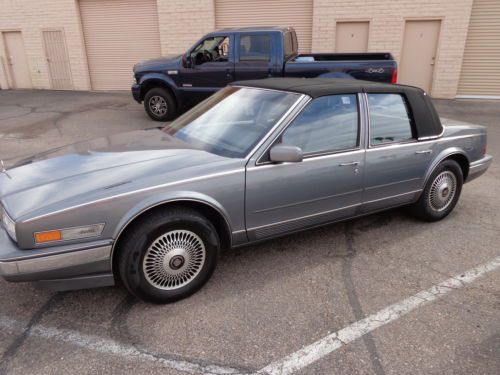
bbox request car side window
[239,35,271,62]
[281,94,359,155]
[368,93,414,145]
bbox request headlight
[34,223,105,244]
[1,206,17,242]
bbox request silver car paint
[0,90,492,289]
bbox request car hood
[0,128,232,219]
[133,54,182,72]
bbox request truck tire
[117,207,220,304]
[144,87,177,121]
[411,160,463,222]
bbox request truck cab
[132,27,397,121]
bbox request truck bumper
[466,154,493,183]
[0,226,114,291]
[131,83,142,103]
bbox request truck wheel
[144,87,177,121]
[411,160,463,222]
[117,207,219,304]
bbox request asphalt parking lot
[0,90,499,375]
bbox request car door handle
[339,161,360,166]
[415,150,433,154]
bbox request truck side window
[281,95,359,155]
[239,35,271,62]
[368,94,415,145]
[191,36,230,65]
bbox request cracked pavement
[0,90,499,375]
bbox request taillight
[391,68,398,84]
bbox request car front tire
[412,159,463,222]
[117,207,219,304]
[143,87,177,121]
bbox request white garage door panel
[80,0,161,90]
[215,0,313,53]
[458,0,500,97]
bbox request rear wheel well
[445,154,469,180]
[112,201,231,278]
[140,79,177,107]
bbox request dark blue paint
[132,27,397,114]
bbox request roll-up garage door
[215,0,313,53]
[79,0,161,90]
[457,0,500,97]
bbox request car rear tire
[117,207,219,303]
[411,159,463,222]
[144,87,177,121]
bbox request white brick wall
[312,0,474,98]
[157,0,215,54]
[0,0,474,98]
[0,0,91,90]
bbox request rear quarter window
[368,93,415,145]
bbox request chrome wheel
[143,230,206,290]
[428,171,457,212]
[149,96,168,116]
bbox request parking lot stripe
[259,255,500,375]
[0,316,245,375]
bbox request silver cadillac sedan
[0,78,492,303]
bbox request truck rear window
[284,32,293,59]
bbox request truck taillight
[391,68,398,84]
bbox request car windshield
[162,87,300,158]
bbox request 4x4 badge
[0,160,11,179]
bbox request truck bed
[285,53,397,83]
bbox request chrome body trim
[466,154,493,183]
[255,93,366,166]
[248,149,365,171]
[247,203,362,232]
[0,245,111,277]
[252,189,363,214]
[33,223,106,246]
[252,95,311,165]
[23,169,245,223]
[110,197,236,271]
[363,189,422,205]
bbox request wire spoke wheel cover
[428,171,457,212]
[149,95,168,116]
[143,230,206,290]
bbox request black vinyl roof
[231,77,443,139]
[232,77,420,98]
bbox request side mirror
[183,53,192,68]
[270,144,303,163]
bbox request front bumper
[131,83,141,103]
[466,154,493,182]
[0,226,114,290]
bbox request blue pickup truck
[132,26,398,121]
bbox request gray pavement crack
[109,295,256,375]
[341,221,386,375]
[0,293,65,375]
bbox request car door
[362,92,434,212]
[179,34,235,102]
[234,33,276,81]
[245,94,365,241]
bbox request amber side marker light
[35,230,62,243]
[34,224,105,244]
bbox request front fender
[138,73,180,102]
[111,190,233,241]
[423,147,469,186]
